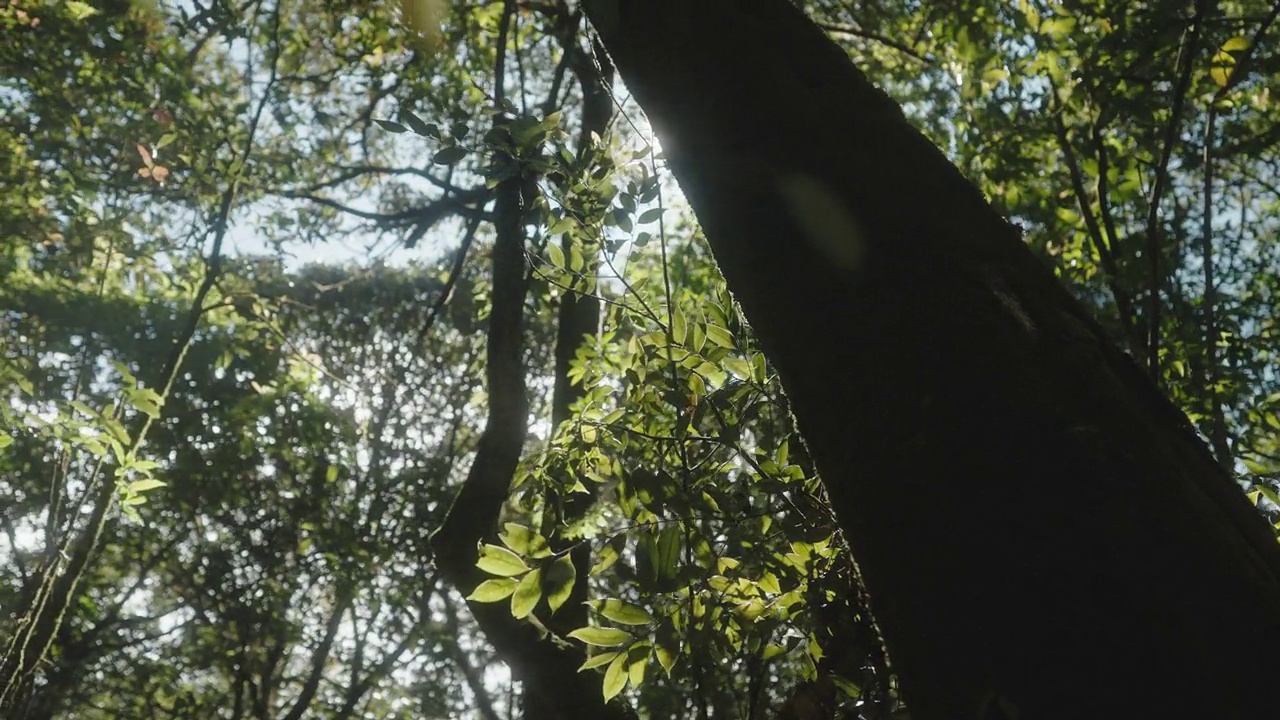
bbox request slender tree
[582,1,1280,717]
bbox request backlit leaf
[476,544,529,576]
[544,555,577,613]
[655,642,676,676]
[627,648,647,689]
[568,626,632,647]
[511,568,541,618]
[579,651,621,671]
[599,599,651,625]
[655,525,681,580]
[127,479,166,493]
[602,652,628,701]
[1211,51,1236,87]
[500,523,552,558]
[467,578,517,602]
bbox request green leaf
[638,208,664,224]
[401,110,437,137]
[655,642,676,676]
[602,652,628,701]
[687,371,706,398]
[374,119,409,134]
[704,323,734,348]
[761,643,787,660]
[548,215,575,236]
[544,555,577,613]
[579,651,621,671]
[669,307,687,346]
[476,544,530,576]
[831,675,863,700]
[467,578,518,602]
[568,626,632,647]
[1211,51,1236,87]
[655,525,681,580]
[591,539,621,575]
[69,400,98,419]
[511,568,542,619]
[325,465,339,483]
[500,523,553,558]
[1257,485,1280,507]
[627,647,647,689]
[433,146,469,165]
[547,242,566,270]
[126,388,164,419]
[0,435,12,450]
[759,572,782,594]
[1222,36,1250,53]
[65,0,98,19]
[637,529,658,583]
[734,598,767,621]
[723,356,753,380]
[598,599,651,625]
[612,207,633,233]
[127,478,166,493]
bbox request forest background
[2,0,1279,718]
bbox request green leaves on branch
[469,525,577,616]
[575,637,653,702]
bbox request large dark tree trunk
[582,2,1280,718]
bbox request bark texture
[583,2,1280,718]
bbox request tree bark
[582,2,1280,718]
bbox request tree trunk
[582,2,1280,718]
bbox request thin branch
[1051,112,1143,353]
[1142,0,1210,381]
[439,593,503,720]
[1200,100,1232,472]
[814,20,932,64]
[280,585,356,720]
